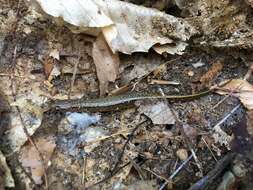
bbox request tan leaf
[215,79,253,110]
[137,100,175,125]
[0,150,15,188]
[20,136,56,185]
[247,110,253,136]
[92,34,119,95]
[34,0,196,54]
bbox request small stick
[149,79,180,86]
[201,137,217,162]
[144,168,171,184]
[213,104,241,129]
[86,120,151,188]
[0,73,25,78]
[127,155,145,180]
[171,109,203,176]
[68,51,80,98]
[187,153,235,190]
[82,155,87,187]
[159,154,193,190]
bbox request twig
[127,155,145,180]
[8,3,48,188]
[159,154,193,190]
[82,129,131,146]
[211,79,244,110]
[130,57,181,92]
[68,51,80,98]
[86,120,151,188]
[82,155,87,187]
[0,73,25,78]
[16,106,49,189]
[144,168,171,183]
[149,79,180,86]
[187,153,235,190]
[110,120,149,175]
[201,137,217,162]
[213,104,241,129]
[171,109,203,176]
[211,94,230,110]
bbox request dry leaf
[138,101,175,125]
[49,49,60,60]
[92,34,119,95]
[34,0,196,54]
[125,180,158,190]
[153,41,188,55]
[215,79,253,110]
[1,58,48,153]
[20,136,56,185]
[247,110,253,136]
[213,125,232,149]
[0,150,15,188]
[43,57,54,79]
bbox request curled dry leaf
[137,101,175,125]
[20,136,56,185]
[213,125,232,149]
[215,79,253,110]
[34,0,196,54]
[92,34,120,95]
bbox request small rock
[176,148,188,161]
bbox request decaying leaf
[212,125,232,149]
[124,180,158,190]
[1,58,48,153]
[33,0,196,54]
[0,150,15,188]
[121,53,162,84]
[153,41,188,55]
[92,34,120,95]
[20,136,56,185]
[247,110,253,136]
[137,101,175,125]
[215,79,253,110]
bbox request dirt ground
[0,0,253,190]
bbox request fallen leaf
[43,57,54,79]
[247,110,253,136]
[183,124,198,144]
[121,54,162,84]
[34,0,196,54]
[0,150,15,188]
[1,58,49,153]
[212,125,232,149]
[153,41,188,55]
[92,34,120,95]
[215,79,253,110]
[125,180,158,190]
[20,136,56,185]
[49,49,60,60]
[137,101,175,125]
